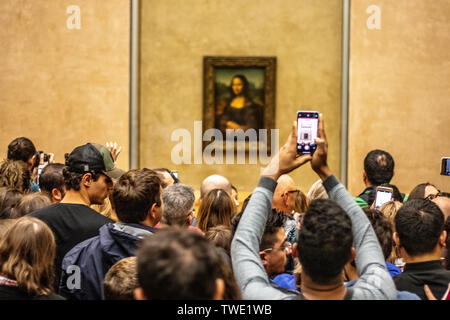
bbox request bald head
[272,175,296,214]
[433,196,450,220]
[200,175,232,199]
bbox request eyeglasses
[263,241,292,254]
[425,192,442,201]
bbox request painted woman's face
[231,77,244,95]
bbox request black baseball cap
[65,143,124,180]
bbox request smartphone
[374,186,393,210]
[441,157,450,176]
[297,111,319,155]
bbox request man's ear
[292,242,298,259]
[350,247,356,262]
[134,287,147,300]
[213,278,225,300]
[149,202,160,220]
[51,188,63,202]
[81,173,93,187]
[259,251,269,267]
[188,213,194,226]
[439,230,447,247]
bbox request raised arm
[231,121,311,299]
[310,115,396,300]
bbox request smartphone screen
[441,157,450,176]
[297,111,319,155]
[374,188,393,210]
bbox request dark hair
[39,163,65,196]
[0,160,31,193]
[407,182,439,201]
[103,257,138,300]
[363,208,394,260]
[367,183,403,207]
[298,199,353,285]
[260,210,287,251]
[62,166,102,191]
[136,227,223,299]
[442,216,450,270]
[10,193,52,219]
[231,208,286,251]
[153,168,179,185]
[112,168,161,224]
[229,74,250,98]
[0,187,23,219]
[395,199,444,256]
[7,137,36,163]
[364,150,395,185]
[440,192,450,198]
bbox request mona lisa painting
[203,56,276,152]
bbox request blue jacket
[59,222,156,300]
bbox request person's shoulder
[30,203,61,216]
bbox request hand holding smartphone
[297,111,319,155]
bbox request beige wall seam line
[341,0,350,187]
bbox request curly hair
[298,199,353,285]
[0,160,31,193]
[62,166,101,191]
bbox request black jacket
[59,222,156,300]
[394,260,450,300]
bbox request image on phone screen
[297,111,319,155]
[375,189,393,210]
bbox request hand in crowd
[424,284,437,300]
[106,141,122,163]
[261,120,312,181]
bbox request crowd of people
[0,116,449,301]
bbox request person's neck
[60,190,91,206]
[403,246,443,264]
[300,273,347,300]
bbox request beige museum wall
[348,0,450,196]
[139,0,343,198]
[0,0,130,171]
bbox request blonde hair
[294,189,308,213]
[103,257,138,300]
[196,189,235,233]
[307,179,328,201]
[0,216,55,296]
[379,200,403,263]
[379,200,403,232]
